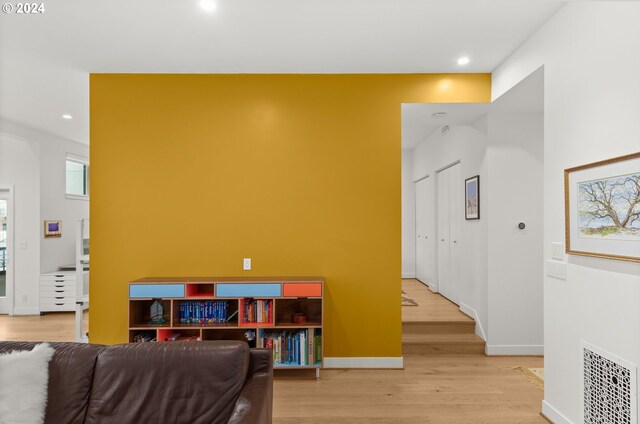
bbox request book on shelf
[242,299,273,324]
[179,300,230,324]
[259,329,322,366]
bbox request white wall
[493,3,640,423]
[412,125,489,338]
[39,136,89,273]
[0,118,88,314]
[0,130,41,314]
[402,149,416,278]
[486,106,544,354]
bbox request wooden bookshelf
[128,277,324,378]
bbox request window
[66,155,89,198]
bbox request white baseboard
[486,344,544,356]
[427,283,438,293]
[324,357,404,369]
[458,302,486,341]
[541,400,574,424]
[402,272,416,279]
[12,306,40,316]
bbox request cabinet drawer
[40,301,76,312]
[40,280,76,289]
[282,283,322,297]
[40,287,77,297]
[129,284,185,299]
[40,297,76,305]
[216,283,281,298]
[40,275,76,283]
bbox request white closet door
[448,164,461,304]
[415,178,430,284]
[437,168,451,299]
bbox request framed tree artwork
[564,152,640,262]
[465,175,480,220]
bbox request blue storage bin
[129,283,185,298]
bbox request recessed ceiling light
[62,114,73,120]
[432,112,448,119]
[457,57,470,66]
[199,0,216,12]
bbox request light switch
[243,258,251,271]
[551,242,564,260]
[546,259,566,280]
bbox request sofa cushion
[84,341,250,424]
[0,343,55,424]
[0,341,105,424]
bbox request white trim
[0,186,14,315]
[459,302,486,341]
[435,159,461,174]
[541,400,575,424]
[323,357,404,369]
[12,306,40,316]
[413,173,430,183]
[66,152,89,165]
[416,277,429,287]
[427,283,438,293]
[65,194,89,201]
[402,272,416,279]
[486,344,544,356]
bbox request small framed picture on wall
[44,220,62,238]
[465,175,480,220]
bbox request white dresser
[39,271,89,313]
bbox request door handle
[441,239,445,241]
[453,240,457,243]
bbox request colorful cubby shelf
[128,277,324,377]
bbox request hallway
[402,279,485,355]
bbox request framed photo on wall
[564,152,640,262]
[465,175,480,220]
[44,220,62,238]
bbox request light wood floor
[0,311,88,342]
[0,296,546,424]
[402,279,474,323]
[274,354,545,424]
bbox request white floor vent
[582,341,637,424]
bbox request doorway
[436,162,461,305]
[0,189,12,314]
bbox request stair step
[402,320,475,334]
[402,333,486,355]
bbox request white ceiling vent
[583,341,637,424]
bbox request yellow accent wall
[90,74,490,357]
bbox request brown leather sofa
[0,340,272,424]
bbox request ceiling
[402,103,490,149]
[402,66,543,149]
[0,0,564,144]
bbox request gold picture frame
[564,152,640,262]
[44,220,62,238]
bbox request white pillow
[0,343,55,424]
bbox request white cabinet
[415,177,434,285]
[39,271,88,313]
[437,163,461,304]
